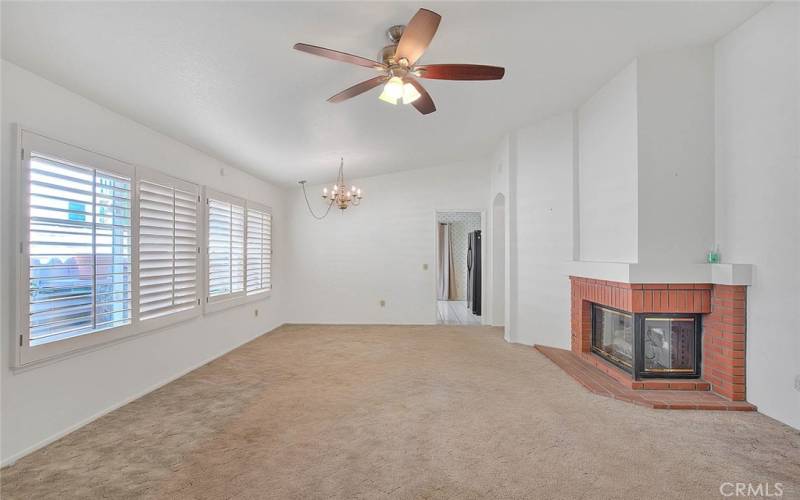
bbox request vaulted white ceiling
[2,2,764,185]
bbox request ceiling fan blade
[327,76,388,103]
[395,9,441,66]
[406,79,436,115]
[294,43,385,69]
[415,64,505,81]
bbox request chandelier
[299,158,363,219]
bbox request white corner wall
[487,135,512,335]
[0,60,288,464]
[578,61,638,263]
[513,112,576,348]
[285,160,490,325]
[714,2,800,429]
[637,46,715,264]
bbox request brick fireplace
[569,277,747,401]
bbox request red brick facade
[569,277,747,401]
[702,285,747,400]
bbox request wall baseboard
[1,324,285,468]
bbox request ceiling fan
[293,8,505,115]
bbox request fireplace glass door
[591,305,634,370]
[640,316,698,375]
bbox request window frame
[204,188,247,313]
[204,189,273,314]
[136,166,203,334]
[16,128,139,366]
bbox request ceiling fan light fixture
[380,76,405,104]
[401,82,421,104]
[378,87,399,105]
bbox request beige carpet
[2,324,798,499]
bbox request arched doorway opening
[492,193,506,334]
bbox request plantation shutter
[138,174,200,321]
[207,193,245,300]
[27,153,133,346]
[246,205,272,294]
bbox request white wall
[578,61,638,263]
[285,160,490,325]
[637,46,715,264]
[714,2,800,429]
[513,112,576,348]
[0,61,288,464]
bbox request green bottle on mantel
[707,245,721,264]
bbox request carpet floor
[2,324,798,499]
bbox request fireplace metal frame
[591,304,702,380]
[634,312,702,380]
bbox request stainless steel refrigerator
[466,230,482,316]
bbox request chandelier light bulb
[402,82,421,104]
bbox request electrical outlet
[254,308,259,317]
[379,300,386,307]
[794,375,800,392]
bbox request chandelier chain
[300,181,335,220]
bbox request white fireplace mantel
[567,261,753,286]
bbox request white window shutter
[246,206,272,294]
[207,195,245,300]
[138,177,199,321]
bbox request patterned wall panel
[437,212,482,300]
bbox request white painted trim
[1,323,286,468]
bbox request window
[19,130,135,365]
[246,204,272,295]
[205,190,273,310]
[138,169,200,327]
[17,129,275,366]
[206,190,245,304]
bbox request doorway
[435,211,482,325]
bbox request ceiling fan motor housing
[379,25,405,64]
[386,25,405,43]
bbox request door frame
[432,209,486,325]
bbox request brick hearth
[536,345,755,411]
[568,277,748,402]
